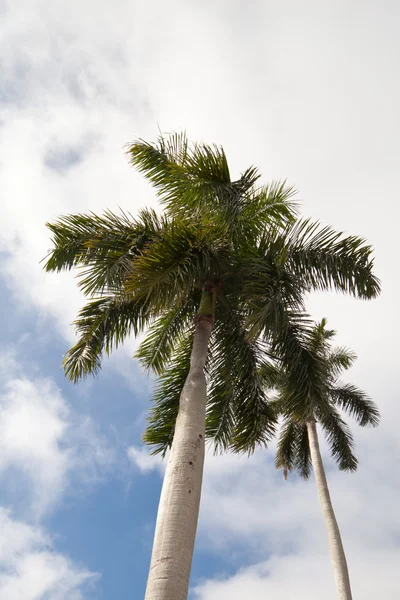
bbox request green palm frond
[327,347,357,377]
[244,255,308,341]
[228,334,276,454]
[143,332,193,456]
[284,219,380,299]
[128,133,233,211]
[237,181,298,237]
[44,209,136,272]
[124,217,231,311]
[316,407,358,472]
[205,298,276,453]
[310,318,336,346]
[331,384,380,427]
[205,314,237,452]
[63,295,150,382]
[294,423,312,479]
[44,208,165,295]
[255,218,380,301]
[275,418,302,478]
[127,134,298,235]
[143,292,278,456]
[258,359,282,389]
[270,319,378,479]
[135,293,199,375]
[269,315,330,420]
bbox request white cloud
[0,508,97,600]
[0,0,157,343]
[127,446,163,474]
[194,546,400,600]
[1,0,400,598]
[0,348,111,596]
[0,375,70,516]
[193,547,400,600]
[0,349,113,517]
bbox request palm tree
[44,133,379,600]
[272,319,380,600]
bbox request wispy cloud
[0,346,113,596]
[0,349,114,518]
[0,508,98,600]
[127,446,163,474]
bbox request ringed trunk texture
[145,297,214,600]
[307,420,353,600]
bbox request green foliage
[206,300,276,454]
[124,217,232,312]
[44,132,380,463]
[281,219,380,299]
[128,133,247,215]
[63,294,151,382]
[44,208,165,295]
[143,333,193,456]
[330,384,380,427]
[135,295,199,376]
[44,133,300,396]
[245,220,380,334]
[316,407,358,472]
[273,320,380,479]
[295,423,313,479]
[143,297,277,456]
[275,418,302,476]
[127,134,297,239]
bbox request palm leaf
[282,218,380,299]
[237,181,298,239]
[124,217,231,312]
[327,346,357,376]
[316,407,358,472]
[252,218,380,302]
[127,134,283,235]
[294,423,312,479]
[136,292,199,375]
[269,314,329,420]
[275,417,303,478]
[44,208,165,295]
[331,383,380,427]
[228,335,276,454]
[143,332,193,456]
[63,294,150,382]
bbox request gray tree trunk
[307,420,353,600]
[144,315,213,600]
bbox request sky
[0,0,399,598]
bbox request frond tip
[63,295,151,383]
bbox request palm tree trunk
[307,420,353,600]
[145,289,214,600]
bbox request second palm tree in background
[273,320,380,600]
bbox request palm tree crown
[43,134,302,444]
[274,319,380,479]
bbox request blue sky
[0,1,399,598]
[0,276,246,598]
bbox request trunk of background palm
[144,285,216,600]
[307,420,353,600]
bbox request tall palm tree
[44,134,379,600]
[272,319,380,600]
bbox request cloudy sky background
[0,0,399,598]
